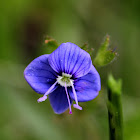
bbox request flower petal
[24,55,58,94]
[48,42,92,78]
[69,65,101,102]
[49,86,73,114]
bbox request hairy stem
[107,74,123,140]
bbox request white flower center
[57,73,73,87]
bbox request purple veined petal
[48,42,92,78]
[24,54,58,94]
[69,65,101,102]
[49,86,73,114]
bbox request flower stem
[107,74,123,140]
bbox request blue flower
[24,42,101,114]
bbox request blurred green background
[0,0,140,140]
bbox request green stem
[107,74,123,140]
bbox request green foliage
[94,35,117,67]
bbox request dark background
[0,0,140,140]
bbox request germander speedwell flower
[24,42,101,114]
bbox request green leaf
[94,35,117,67]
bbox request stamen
[37,96,47,103]
[70,81,82,110]
[73,104,82,110]
[37,81,58,103]
[65,82,72,114]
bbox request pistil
[65,82,72,114]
